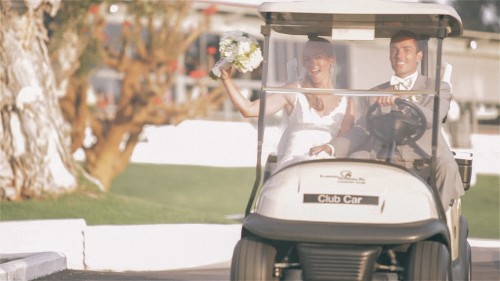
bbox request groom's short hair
[390,30,423,52]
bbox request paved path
[37,246,499,281]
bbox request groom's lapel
[412,74,429,90]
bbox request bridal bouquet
[209,31,263,80]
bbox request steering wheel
[366,98,427,145]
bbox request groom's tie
[390,75,413,90]
[390,75,418,101]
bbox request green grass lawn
[0,163,498,239]
[0,164,255,225]
[461,175,500,239]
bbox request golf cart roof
[259,0,463,38]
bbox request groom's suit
[333,74,464,208]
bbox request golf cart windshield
[257,0,462,175]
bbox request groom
[331,30,464,210]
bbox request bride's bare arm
[221,68,292,117]
[309,97,355,156]
[339,97,355,135]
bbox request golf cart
[230,0,472,280]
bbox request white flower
[209,31,263,80]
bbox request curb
[83,223,242,271]
[0,252,66,281]
[0,220,242,272]
[0,219,86,270]
[1,219,498,281]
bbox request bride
[220,36,354,170]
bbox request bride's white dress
[276,93,347,170]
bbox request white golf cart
[230,0,472,280]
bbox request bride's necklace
[300,80,338,115]
[306,94,341,116]
[307,94,325,111]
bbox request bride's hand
[309,144,333,156]
[220,66,233,80]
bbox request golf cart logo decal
[304,194,379,205]
[320,170,366,184]
[341,170,352,178]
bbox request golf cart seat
[441,62,473,191]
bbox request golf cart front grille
[297,243,381,281]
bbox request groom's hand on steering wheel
[374,96,398,106]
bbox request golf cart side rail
[243,213,450,247]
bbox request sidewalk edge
[0,252,67,281]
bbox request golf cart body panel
[244,213,449,245]
[256,161,439,224]
[231,1,471,280]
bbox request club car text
[304,194,379,205]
